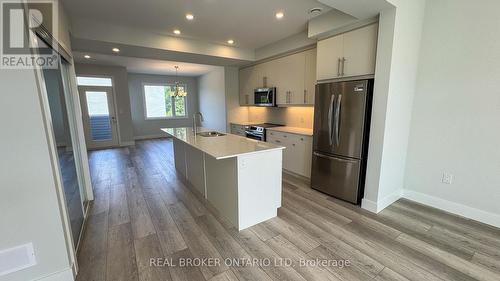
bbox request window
[143,84,188,119]
[77,76,113,87]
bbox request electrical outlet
[441,172,453,184]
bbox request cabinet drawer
[267,135,286,145]
[267,130,289,141]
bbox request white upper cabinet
[278,52,306,105]
[239,67,253,105]
[304,48,317,105]
[317,34,344,81]
[342,23,378,77]
[239,48,317,106]
[316,23,378,81]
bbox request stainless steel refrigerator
[311,79,373,204]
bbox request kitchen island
[161,127,285,230]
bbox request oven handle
[245,131,264,140]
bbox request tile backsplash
[248,106,314,129]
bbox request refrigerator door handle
[328,94,336,146]
[337,58,341,77]
[335,94,342,146]
[313,152,358,163]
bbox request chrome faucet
[193,112,204,135]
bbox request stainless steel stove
[244,123,284,141]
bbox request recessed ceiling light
[186,13,194,20]
[227,39,234,45]
[275,12,284,19]
[112,48,120,52]
[173,29,181,35]
[84,55,91,59]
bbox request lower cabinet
[266,130,312,178]
[173,139,206,196]
[230,123,247,137]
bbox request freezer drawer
[311,151,361,204]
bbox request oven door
[245,131,264,141]
[254,88,276,107]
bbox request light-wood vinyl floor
[76,139,500,281]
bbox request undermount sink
[197,131,226,137]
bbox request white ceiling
[62,0,332,49]
[73,52,219,76]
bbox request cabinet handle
[303,90,307,103]
[337,58,341,77]
[342,57,346,76]
[275,140,281,143]
[245,94,249,104]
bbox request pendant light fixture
[171,66,187,97]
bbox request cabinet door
[270,56,288,105]
[279,52,305,105]
[342,23,378,77]
[304,48,317,105]
[254,64,266,89]
[316,35,344,81]
[239,67,252,105]
[301,136,313,177]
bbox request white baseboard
[134,134,169,140]
[361,198,378,213]
[377,190,402,212]
[402,190,500,228]
[33,267,74,281]
[362,190,402,214]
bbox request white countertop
[161,127,285,160]
[267,126,314,136]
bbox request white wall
[362,0,426,212]
[128,73,199,138]
[198,67,227,132]
[404,0,500,226]
[0,1,79,280]
[247,107,314,129]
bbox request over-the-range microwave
[254,87,277,107]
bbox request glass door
[41,64,85,249]
[78,85,119,149]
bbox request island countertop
[161,127,285,160]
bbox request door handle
[327,94,336,146]
[313,152,357,163]
[337,58,341,77]
[335,94,342,146]
[341,57,346,76]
